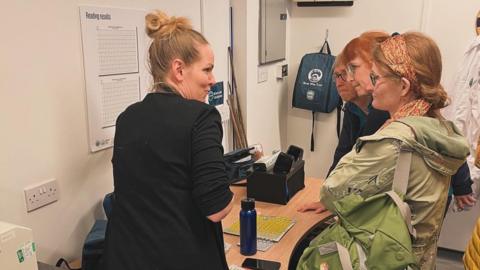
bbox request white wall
[423,0,480,118]
[286,0,479,178]
[202,0,232,150]
[0,0,229,264]
[231,0,289,155]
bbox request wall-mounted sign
[208,81,224,106]
[80,6,148,152]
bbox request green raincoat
[319,116,469,269]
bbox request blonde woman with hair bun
[103,10,233,270]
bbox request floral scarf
[381,99,432,129]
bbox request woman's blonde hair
[373,32,449,114]
[145,10,208,91]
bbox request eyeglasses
[369,71,400,86]
[333,71,347,82]
[369,72,380,86]
[346,63,359,76]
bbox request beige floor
[436,248,465,270]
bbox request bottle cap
[241,198,255,210]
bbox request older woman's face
[178,44,216,102]
[346,56,374,97]
[334,65,357,102]
[370,63,404,115]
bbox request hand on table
[297,201,327,214]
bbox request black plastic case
[247,160,305,205]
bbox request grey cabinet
[259,0,287,64]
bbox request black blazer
[104,92,233,270]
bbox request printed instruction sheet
[80,6,148,152]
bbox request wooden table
[223,178,331,269]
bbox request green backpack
[297,149,419,270]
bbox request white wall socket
[24,179,59,212]
[258,67,268,83]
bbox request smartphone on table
[241,258,281,270]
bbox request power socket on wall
[24,179,59,212]
[258,67,268,83]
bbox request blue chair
[102,192,115,219]
[81,193,115,270]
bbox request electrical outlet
[24,179,59,212]
[276,64,288,79]
[258,67,268,83]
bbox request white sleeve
[453,46,480,136]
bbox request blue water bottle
[240,197,257,256]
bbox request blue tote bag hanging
[292,41,342,151]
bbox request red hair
[342,31,389,66]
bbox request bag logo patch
[308,69,323,83]
[306,90,315,100]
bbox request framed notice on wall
[79,6,148,152]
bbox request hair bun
[145,10,192,38]
[145,10,169,37]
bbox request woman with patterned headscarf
[315,32,469,269]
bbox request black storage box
[247,160,305,205]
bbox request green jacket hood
[358,116,469,176]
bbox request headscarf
[379,35,418,89]
[379,34,432,128]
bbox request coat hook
[325,29,329,42]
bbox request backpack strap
[317,241,354,270]
[311,111,316,151]
[311,102,341,151]
[317,242,354,270]
[336,100,343,138]
[385,191,416,238]
[385,148,417,238]
[392,148,412,195]
[313,75,341,151]
[320,40,332,55]
[355,242,368,270]
[336,242,354,270]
